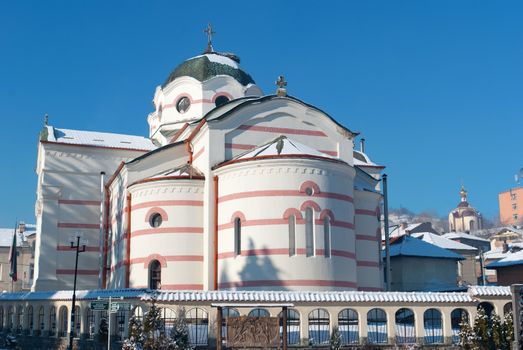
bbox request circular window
[215,95,230,107]
[149,213,163,228]
[305,187,314,196]
[176,97,191,114]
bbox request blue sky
[0,1,521,227]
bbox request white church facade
[32,44,384,294]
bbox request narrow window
[305,208,314,257]
[288,215,296,256]
[149,260,161,290]
[234,217,241,256]
[323,216,331,258]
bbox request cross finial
[203,23,216,53]
[44,114,49,126]
[275,75,287,96]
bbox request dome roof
[163,52,255,88]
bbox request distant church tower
[448,186,483,233]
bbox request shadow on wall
[236,239,286,291]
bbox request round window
[149,213,163,228]
[305,187,314,196]
[215,95,230,107]
[176,97,191,113]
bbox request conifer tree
[168,306,193,350]
[122,315,144,350]
[490,312,502,349]
[501,311,514,350]
[330,326,342,350]
[473,307,489,350]
[458,314,475,350]
[142,296,168,350]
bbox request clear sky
[0,1,521,227]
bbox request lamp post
[69,235,86,350]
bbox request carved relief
[227,316,280,348]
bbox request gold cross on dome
[204,23,216,52]
[275,75,288,96]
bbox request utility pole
[69,235,85,350]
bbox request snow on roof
[353,150,382,167]
[192,53,239,69]
[234,135,334,160]
[0,224,36,247]
[46,126,156,151]
[412,232,478,252]
[483,248,510,261]
[386,235,464,260]
[151,164,204,178]
[468,285,511,297]
[486,249,523,268]
[442,232,489,242]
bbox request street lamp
[69,234,86,350]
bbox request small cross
[204,23,216,53]
[276,75,287,89]
[44,114,49,126]
[275,75,288,96]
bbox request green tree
[122,315,144,350]
[490,312,502,349]
[168,307,193,350]
[501,312,514,350]
[473,307,489,350]
[458,314,475,350]
[330,326,342,350]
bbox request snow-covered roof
[44,126,156,151]
[193,53,239,69]
[387,235,464,260]
[150,164,204,178]
[483,248,510,261]
[486,249,523,268]
[442,232,489,242]
[0,224,36,247]
[0,286,510,302]
[412,232,478,252]
[233,136,334,160]
[353,150,383,168]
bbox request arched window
[215,95,230,107]
[279,309,300,345]
[323,216,331,257]
[16,306,23,334]
[234,217,241,256]
[0,307,3,331]
[49,306,56,336]
[503,302,512,315]
[187,308,208,346]
[248,308,270,317]
[149,260,161,290]
[7,306,14,331]
[338,308,358,344]
[395,308,415,344]
[221,307,239,342]
[478,302,494,318]
[27,306,34,334]
[162,308,177,335]
[308,308,330,345]
[305,208,314,257]
[451,308,469,344]
[133,306,144,321]
[86,308,95,339]
[74,306,81,338]
[37,306,45,336]
[424,309,443,344]
[367,308,387,344]
[288,214,296,256]
[58,306,68,337]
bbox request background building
[448,186,482,233]
[0,223,35,292]
[498,186,523,226]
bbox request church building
[32,36,384,293]
[448,186,483,233]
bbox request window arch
[234,217,241,256]
[323,216,331,257]
[74,306,81,338]
[305,207,314,257]
[288,214,296,256]
[424,308,443,344]
[7,306,14,331]
[395,308,415,344]
[161,308,177,334]
[49,306,56,336]
[248,308,270,317]
[279,309,300,345]
[451,308,469,344]
[338,308,358,344]
[37,306,44,336]
[16,305,23,334]
[367,308,387,344]
[58,306,68,337]
[221,307,239,342]
[149,260,162,290]
[478,302,494,317]
[27,306,34,334]
[187,308,208,346]
[308,308,330,345]
[503,302,512,315]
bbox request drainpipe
[126,193,132,288]
[98,172,105,289]
[382,174,391,291]
[214,176,219,290]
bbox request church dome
[163,52,256,88]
